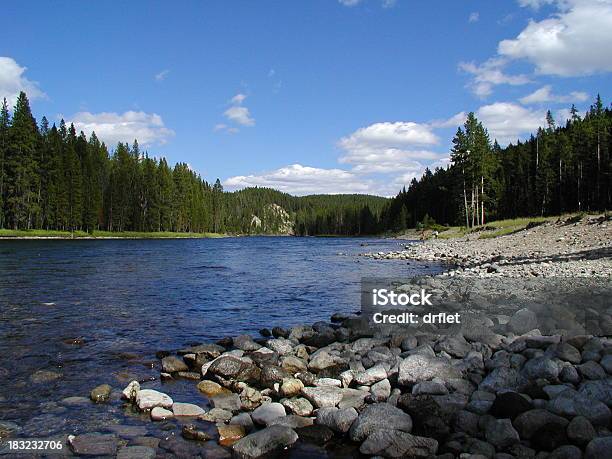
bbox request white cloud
[154,69,170,81]
[338,121,443,173]
[517,0,556,9]
[476,102,545,145]
[459,58,531,97]
[231,93,247,105]
[224,106,255,127]
[224,164,374,195]
[499,0,612,76]
[0,56,46,107]
[519,85,589,104]
[65,111,175,147]
[469,12,480,23]
[338,0,396,8]
[429,112,467,129]
[213,123,239,134]
[217,93,255,131]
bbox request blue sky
[1,0,611,196]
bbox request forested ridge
[381,95,611,231]
[1,91,609,237]
[0,92,387,236]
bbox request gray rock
[577,361,606,380]
[508,308,538,334]
[437,335,471,358]
[251,402,286,426]
[479,367,528,393]
[566,415,596,446]
[398,354,461,386]
[172,402,205,416]
[135,389,173,410]
[150,407,173,421]
[232,425,298,459]
[200,408,233,422]
[359,429,438,458]
[316,407,358,433]
[308,351,346,372]
[600,354,612,374]
[513,409,569,439]
[337,388,369,410]
[301,386,344,408]
[116,446,156,459]
[314,377,342,387]
[349,403,413,442]
[485,419,520,450]
[550,343,582,364]
[578,379,612,406]
[522,356,560,380]
[233,335,262,351]
[370,378,392,402]
[211,393,242,412]
[121,380,140,401]
[412,381,448,396]
[282,397,313,417]
[354,365,387,385]
[547,445,582,459]
[178,343,225,358]
[547,390,611,426]
[268,415,313,429]
[230,412,254,432]
[560,365,581,384]
[585,437,612,459]
[266,338,294,355]
[454,410,480,435]
[161,356,188,373]
[280,356,307,374]
[68,434,118,456]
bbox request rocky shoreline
[363,214,612,278]
[56,287,612,459]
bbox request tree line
[0,91,387,235]
[381,95,611,230]
[2,91,608,236]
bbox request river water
[0,237,442,457]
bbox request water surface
[0,237,441,455]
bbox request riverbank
[63,274,610,458]
[365,213,612,277]
[0,229,227,239]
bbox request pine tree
[6,92,40,229]
[0,98,10,228]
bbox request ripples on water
[0,237,442,455]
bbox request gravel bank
[363,214,612,277]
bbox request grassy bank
[394,213,595,241]
[0,229,227,239]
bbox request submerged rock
[68,433,118,456]
[90,384,112,403]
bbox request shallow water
[0,237,442,456]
